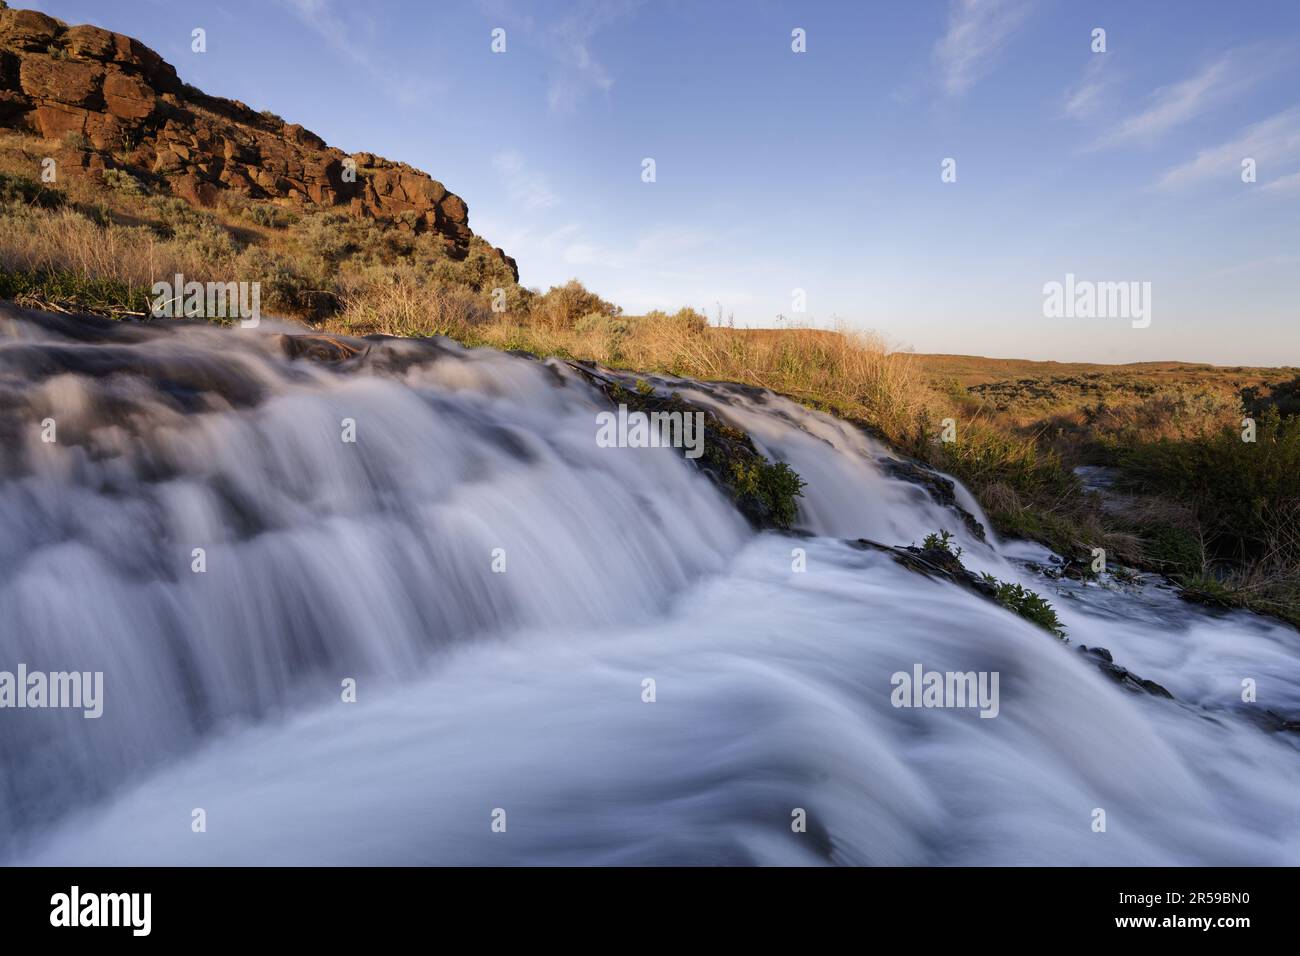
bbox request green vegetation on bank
[915,527,1067,639]
[981,576,1068,640]
[599,378,806,530]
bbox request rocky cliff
[0,5,517,279]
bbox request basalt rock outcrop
[0,5,516,279]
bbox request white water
[1,307,1297,865]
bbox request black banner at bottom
[0,866,1281,941]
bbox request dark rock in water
[854,534,1175,702]
[880,457,986,542]
[0,304,268,411]
[1235,708,1300,734]
[278,333,367,364]
[851,537,997,599]
[1077,645,1173,699]
[1079,645,1113,664]
[566,361,805,531]
[1,302,155,343]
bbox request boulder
[63,24,116,61]
[102,68,155,120]
[33,102,88,139]
[0,8,62,51]
[19,56,103,108]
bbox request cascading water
[1,304,1297,866]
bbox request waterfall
[2,305,1297,865]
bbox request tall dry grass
[325,279,933,446]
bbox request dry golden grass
[323,286,934,447]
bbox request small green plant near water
[0,268,150,315]
[728,458,805,529]
[606,380,806,529]
[981,573,1068,639]
[921,529,962,558]
[1176,572,1241,609]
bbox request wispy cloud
[1158,107,1300,189]
[933,0,1035,98]
[471,214,740,299]
[1063,56,1115,121]
[1095,46,1276,148]
[1205,253,1300,280]
[559,225,716,271]
[276,0,441,107]
[478,0,641,113]
[492,151,559,211]
[1261,167,1300,194]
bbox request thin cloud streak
[477,0,641,113]
[933,0,1035,98]
[277,0,442,107]
[1093,45,1283,149]
[1063,56,1114,120]
[1158,107,1300,189]
[492,151,560,211]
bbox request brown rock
[34,102,88,139]
[19,56,103,107]
[102,69,155,119]
[218,164,257,192]
[439,193,468,224]
[171,173,218,207]
[279,334,366,363]
[83,111,127,150]
[110,34,179,94]
[64,24,116,61]
[0,9,63,51]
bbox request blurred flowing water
[1,306,1297,865]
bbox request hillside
[0,3,516,278]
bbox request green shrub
[61,131,91,151]
[921,529,962,557]
[170,217,239,262]
[1117,407,1300,566]
[102,168,147,196]
[529,279,621,329]
[981,574,1067,639]
[246,202,298,229]
[236,245,319,315]
[1139,523,1203,575]
[728,459,805,529]
[1241,376,1300,421]
[0,267,148,314]
[0,172,65,209]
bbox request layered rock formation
[0,5,516,279]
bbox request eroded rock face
[0,6,517,280]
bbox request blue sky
[29,0,1300,364]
